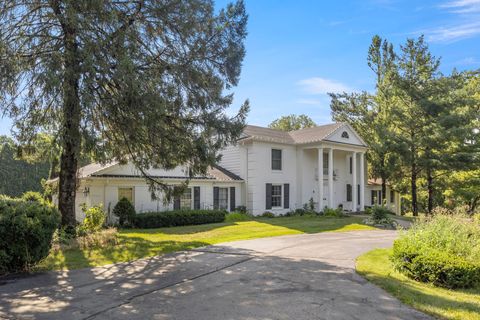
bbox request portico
[314,144,366,212]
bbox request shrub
[134,209,227,228]
[225,212,251,222]
[391,214,480,288]
[79,204,106,234]
[260,211,275,218]
[322,207,344,217]
[53,228,118,251]
[21,191,45,203]
[235,206,247,214]
[0,198,60,274]
[371,205,394,222]
[113,197,136,227]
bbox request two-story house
[56,123,401,221]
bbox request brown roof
[240,123,346,145]
[47,162,243,182]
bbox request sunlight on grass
[38,216,375,271]
[356,248,480,320]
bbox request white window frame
[271,149,282,171]
[218,187,229,210]
[118,187,135,205]
[180,187,192,210]
[271,184,283,208]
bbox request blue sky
[1,0,480,136]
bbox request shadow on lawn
[255,216,372,234]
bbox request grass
[38,215,375,271]
[356,248,480,320]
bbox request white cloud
[440,0,480,13]
[455,56,480,65]
[426,21,480,42]
[298,77,351,95]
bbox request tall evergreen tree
[0,1,249,228]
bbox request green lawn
[356,248,480,320]
[38,215,375,271]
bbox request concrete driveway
[0,230,431,320]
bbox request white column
[318,148,324,211]
[352,152,357,212]
[359,152,365,211]
[328,148,334,208]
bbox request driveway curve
[0,230,431,320]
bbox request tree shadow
[255,215,374,234]
[123,221,236,236]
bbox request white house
[62,123,401,221]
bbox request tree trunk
[411,162,418,216]
[427,168,433,214]
[58,24,81,228]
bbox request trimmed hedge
[134,209,227,228]
[391,214,480,288]
[0,197,60,274]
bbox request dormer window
[341,131,349,139]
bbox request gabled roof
[240,122,366,146]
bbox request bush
[235,206,247,214]
[53,228,118,251]
[260,211,275,218]
[391,214,480,288]
[79,204,106,234]
[134,209,227,228]
[322,207,344,217]
[21,191,45,204]
[371,205,394,222]
[113,197,136,227]
[0,198,60,274]
[225,212,251,222]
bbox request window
[341,131,349,139]
[322,153,329,175]
[271,149,282,170]
[118,187,134,204]
[346,184,352,201]
[218,187,229,210]
[390,190,395,203]
[180,188,192,209]
[271,185,282,207]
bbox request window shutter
[213,187,219,209]
[266,183,272,210]
[283,183,290,209]
[371,190,375,205]
[230,187,235,212]
[194,186,201,210]
[357,184,360,205]
[174,197,180,210]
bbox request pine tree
[0,1,249,228]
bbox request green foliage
[268,114,316,131]
[225,212,251,222]
[21,191,44,203]
[0,136,49,197]
[371,205,394,222]
[322,207,344,217]
[392,214,480,288]
[0,1,249,227]
[0,198,60,274]
[113,198,136,227]
[79,204,106,234]
[260,211,275,218]
[134,210,227,228]
[234,206,247,214]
